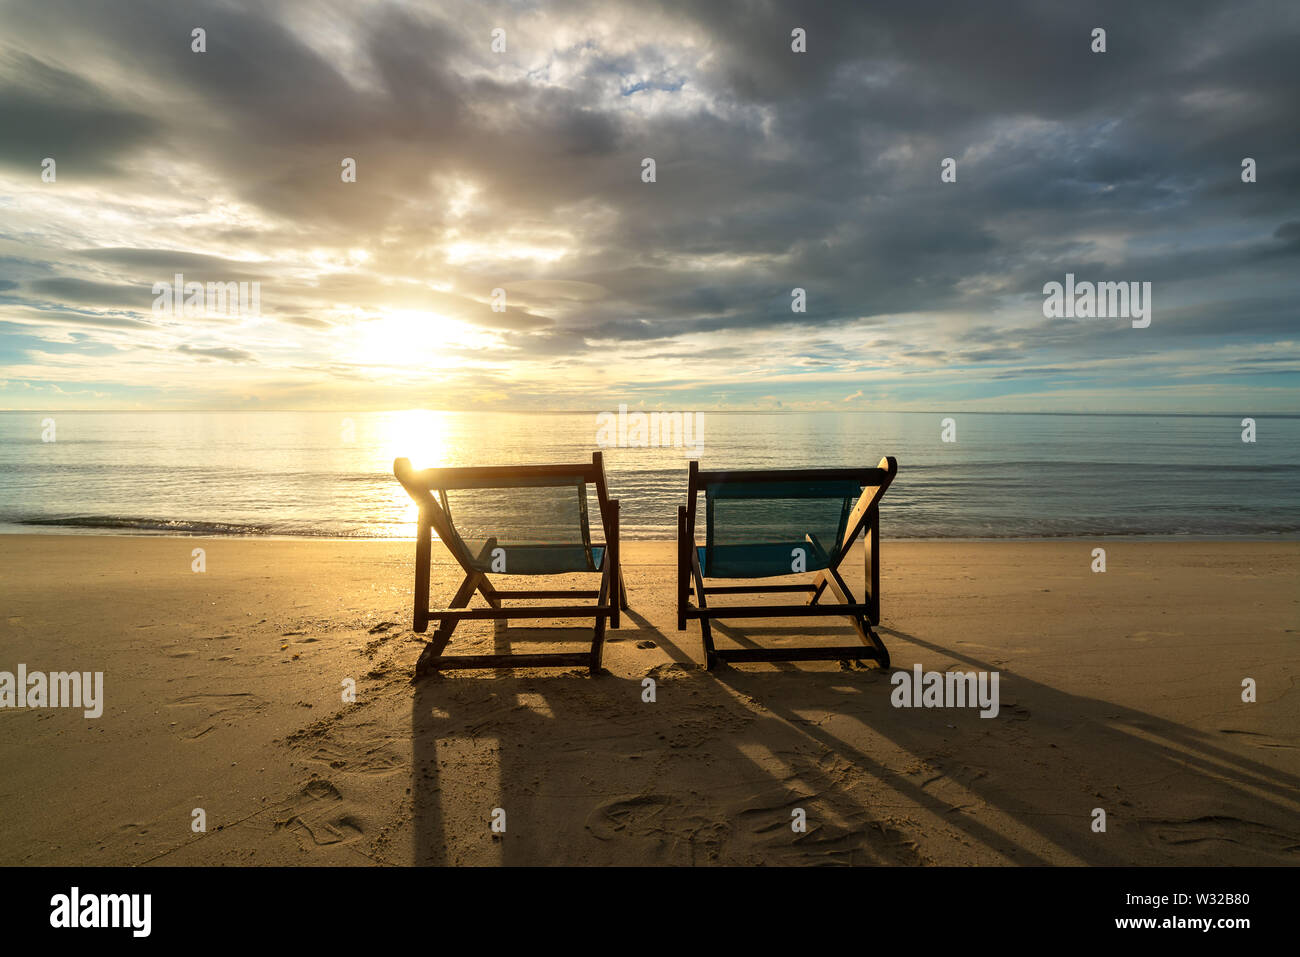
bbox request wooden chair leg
[805,534,831,607]
[807,571,829,606]
[608,500,622,629]
[823,565,889,667]
[677,506,688,631]
[590,567,610,675]
[413,516,432,632]
[415,571,481,676]
[866,630,890,669]
[689,551,716,669]
[865,507,880,625]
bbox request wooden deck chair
[394,451,627,677]
[677,456,898,670]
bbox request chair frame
[394,451,628,677]
[677,456,897,670]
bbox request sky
[0,0,1297,412]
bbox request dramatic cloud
[0,0,1297,411]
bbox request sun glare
[351,309,483,369]
[375,408,454,533]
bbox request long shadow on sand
[708,620,1300,865]
[413,614,927,864]
[410,615,1300,865]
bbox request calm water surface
[1,410,1297,540]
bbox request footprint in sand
[1139,814,1300,862]
[165,692,267,740]
[645,662,692,679]
[585,794,675,841]
[273,778,366,849]
[294,733,405,776]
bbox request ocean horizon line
[2,408,1298,418]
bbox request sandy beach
[0,533,1297,866]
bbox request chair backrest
[689,459,897,578]
[395,453,612,575]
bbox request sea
[1,410,1297,540]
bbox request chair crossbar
[678,455,897,670]
[395,451,628,677]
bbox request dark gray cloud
[76,248,270,281]
[176,343,257,363]
[1,0,1297,408]
[0,52,158,176]
[25,278,148,308]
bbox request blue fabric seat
[466,543,605,575]
[440,480,604,575]
[697,543,828,578]
[700,477,859,577]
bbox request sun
[351,309,485,369]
